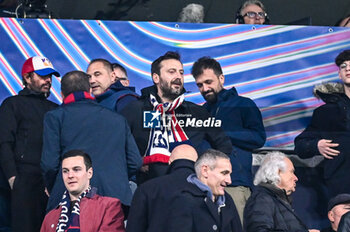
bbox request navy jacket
[168,182,242,232]
[41,97,142,211]
[204,87,266,187]
[95,80,139,113]
[126,159,195,232]
[244,184,308,232]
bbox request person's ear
[328,210,334,223]
[219,74,225,86]
[153,73,160,84]
[23,73,31,85]
[87,167,93,179]
[201,165,209,178]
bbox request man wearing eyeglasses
[295,50,350,200]
[112,63,131,87]
[235,0,269,25]
[87,59,139,113]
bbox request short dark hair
[335,50,350,67]
[88,58,113,72]
[61,71,90,97]
[191,56,223,79]
[22,72,34,86]
[62,150,92,170]
[151,51,182,76]
[112,63,128,77]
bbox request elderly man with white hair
[244,152,320,232]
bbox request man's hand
[140,165,149,173]
[317,139,339,159]
[44,187,50,197]
[8,176,15,190]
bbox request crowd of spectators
[0,47,349,231]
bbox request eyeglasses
[242,11,267,19]
[340,62,350,69]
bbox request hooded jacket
[294,82,350,181]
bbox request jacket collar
[54,187,98,209]
[313,82,348,103]
[187,174,226,207]
[96,81,136,101]
[18,87,49,99]
[63,91,95,105]
[167,159,195,174]
[259,182,292,204]
[205,87,238,108]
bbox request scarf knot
[144,94,189,165]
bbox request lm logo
[143,111,161,128]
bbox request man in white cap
[0,56,59,232]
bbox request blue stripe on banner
[1,18,350,147]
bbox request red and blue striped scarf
[63,91,95,105]
[56,186,91,232]
[144,94,189,165]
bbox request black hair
[335,50,350,67]
[191,56,223,79]
[112,63,128,77]
[62,150,92,170]
[151,51,182,76]
[61,71,90,97]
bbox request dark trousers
[11,172,47,232]
[0,188,11,232]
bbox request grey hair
[240,0,266,15]
[178,3,205,23]
[195,149,229,177]
[253,151,287,186]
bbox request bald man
[126,144,197,232]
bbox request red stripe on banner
[143,154,170,165]
[1,18,30,58]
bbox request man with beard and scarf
[295,50,350,200]
[191,56,266,224]
[121,51,232,184]
[0,56,59,232]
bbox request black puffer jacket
[244,183,308,232]
[294,83,350,196]
[0,88,57,180]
